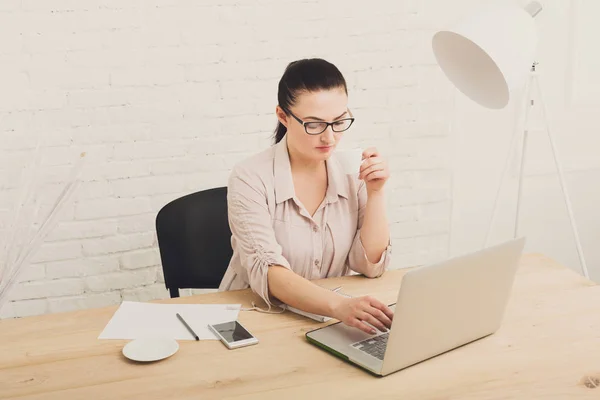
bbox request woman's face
[276,88,349,164]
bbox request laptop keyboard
[351,332,389,360]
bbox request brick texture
[0,0,456,318]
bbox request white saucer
[122,338,179,362]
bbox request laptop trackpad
[307,322,385,373]
[308,323,386,350]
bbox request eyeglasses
[284,108,355,135]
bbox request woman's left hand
[358,147,390,193]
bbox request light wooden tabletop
[1,253,599,399]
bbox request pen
[176,313,199,341]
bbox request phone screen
[212,321,254,343]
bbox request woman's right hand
[331,295,394,335]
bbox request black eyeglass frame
[283,108,355,135]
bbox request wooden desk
[1,254,599,399]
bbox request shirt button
[314,259,320,266]
[313,226,318,232]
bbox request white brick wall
[0,0,456,319]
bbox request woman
[219,58,393,335]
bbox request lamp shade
[431,3,539,109]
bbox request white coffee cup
[335,148,363,176]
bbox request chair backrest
[155,186,233,298]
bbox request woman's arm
[358,147,391,270]
[268,265,393,334]
[360,189,390,264]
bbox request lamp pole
[481,1,589,279]
[483,60,590,279]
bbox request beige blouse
[218,135,392,306]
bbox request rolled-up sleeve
[227,167,291,306]
[346,181,392,278]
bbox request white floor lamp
[431,1,590,278]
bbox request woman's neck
[287,144,325,175]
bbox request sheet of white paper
[98,301,241,340]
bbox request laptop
[305,237,525,376]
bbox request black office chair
[156,186,233,298]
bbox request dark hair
[274,58,348,144]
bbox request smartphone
[207,320,258,349]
